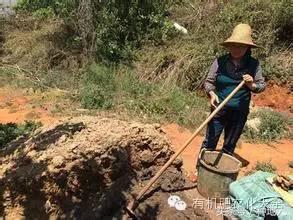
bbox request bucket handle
[198,148,206,161]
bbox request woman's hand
[243,74,253,86]
[243,74,256,90]
[209,91,219,109]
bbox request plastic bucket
[197,149,241,200]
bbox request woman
[202,23,266,155]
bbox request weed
[255,160,277,173]
[80,64,116,109]
[245,160,277,175]
[0,121,42,148]
[244,109,288,142]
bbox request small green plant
[245,160,277,176]
[0,121,42,148]
[32,7,55,18]
[255,160,277,173]
[80,64,116,109]
[244,109,287,142]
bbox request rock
[52,155,65,168]
[140,150,154,164]
[59,135,67,143]
[26,150,37,158]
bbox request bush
[80,64,116,109]
[244,109,287,142]
[16,0,177,63]
[0,121,42,148]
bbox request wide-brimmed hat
[220,23,258,48]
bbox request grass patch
[80,64,209,127]
[80,65,116,109]
[245,160,277,175]
[244,109,289,142]
[255,160,277,173]
[0,65,81,94]
[0,121,42,148]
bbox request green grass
[255,160,277,173]
[0,66,80,93]
[245,160,277,175]
[80,64,209,127]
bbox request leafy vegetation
[80,64,208,127]
[138,0,293,89]
[16,0,177,63]
[255,160,277,173]
[13,0,293,87]
[245,160,277,175]
[0,121,42,148]
[244,109,288,142]
[2,0,291,137]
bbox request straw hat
[221,23,258,48]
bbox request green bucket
[197,149,241,200]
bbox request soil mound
[0,116,208,219]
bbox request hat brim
[220,40,258,48]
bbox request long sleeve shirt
[204,54,266,110]
[204,56,266,94]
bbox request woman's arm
[204,59,218,93]
[204,59,220,108]
[244,62,266,93]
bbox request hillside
[0,1,292,219]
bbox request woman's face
[226,44,249,59]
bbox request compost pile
[0,116,209,219]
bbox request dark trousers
[202,107,249,155]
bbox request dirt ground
[252,83,293,114]
[0,84,292,219]
[162,123,293,178]
[0,87,60,124]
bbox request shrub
[80,64,116,109]
[244,109,287,142]
[0,121,42,148]
[137,0,293,90]
[16,0,177,63]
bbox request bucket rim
[199,150,241,174]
